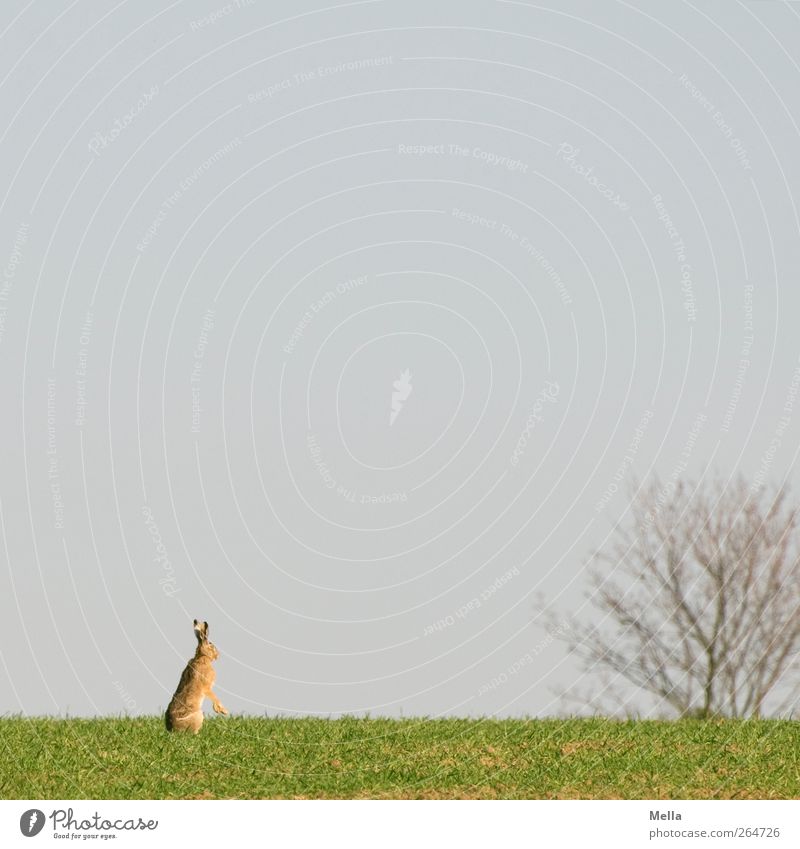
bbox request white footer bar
[2,800,796,848]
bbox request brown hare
[165,619,228,733]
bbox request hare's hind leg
[186,711,203,733]
[165,709,203,733]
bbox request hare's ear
[193,619,208,643]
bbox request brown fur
[165,620,228,733]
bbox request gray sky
[1,0,799,718]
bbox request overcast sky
[1,0,799,718]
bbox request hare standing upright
[165,619,228,733]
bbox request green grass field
[1,716,797,799]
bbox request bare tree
[560,474,800,718]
